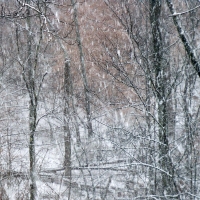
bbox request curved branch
[166,0,200,77]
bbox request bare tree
[16,1,48,199]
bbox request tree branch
[169,4,200,17]
[166,0,200,77]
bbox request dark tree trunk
[149,0,179,198]
[63,57,72,179]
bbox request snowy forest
[0,0,200,199]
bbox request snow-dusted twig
[169,4,200,17]
[16,0,41,14]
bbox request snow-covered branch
[166,0,200,77]
[169,4,200,17]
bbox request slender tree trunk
[183,72,198,199]
[63,57,72,199]
[26,2,37,199]
[29,98,37,200]
[63,57,72,179]
[57,38,81,147]
[15,1,38,198]
[25,1,45,198]
[72,97,81,145]
[71,0,93,137]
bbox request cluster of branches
[0,0,200,199]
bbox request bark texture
[150,0,179,198]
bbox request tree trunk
[29,99,37,200]
[63,57,72,179]
[149,0,179,198]
[63,57,72,200]
[58,39,81,146]
[71,0,93,137]
[25,2,37,199]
